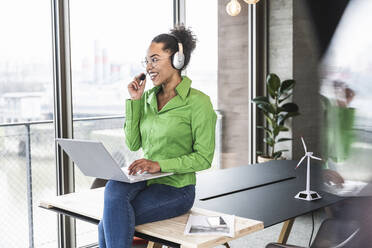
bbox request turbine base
[295,190,322,201]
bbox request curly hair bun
[170,25,197,56]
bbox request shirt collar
[150,76,191,100]
[175,76,192,100]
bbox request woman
[98,26,217,248]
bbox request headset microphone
[139,73,146,81]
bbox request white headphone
[167,33,185,70]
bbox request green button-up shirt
[124,76,217,188]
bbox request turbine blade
[296,155,306,169]
[301,136,307,153]
[310,155,322,161]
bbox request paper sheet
[184,214,235,237]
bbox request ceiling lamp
[226,0,260,16]
[226,0,241,17]
[244,0,260,4]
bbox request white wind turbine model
[294,137,322,201]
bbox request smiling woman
[98,26,217,248]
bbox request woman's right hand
[128,73,146,100]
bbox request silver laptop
[56,138,173,183]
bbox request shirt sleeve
[124,98,143,151]
[157,96,217,173]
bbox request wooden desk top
[40,188,264,248]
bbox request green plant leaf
[273,151,282,159]
[267,87,276,99]
[278,125,289,131]
[288,111,300,117]
[277,138,292,143]
[257,103,275,114]
[273,126,280,137]
[278,93,293,104]
[279,112,300,125]
[275,149,289,153]
[273,149,289,159]
[279,79,295,95]
[267,73,281,95]
[264,137,274,147]
[276,106,284,114]
[257,125,273,137]
[256,150,263,155]
[277,114,285,125]
[263,112,274,127]
[252,96,270,105]
[281,103,299,113]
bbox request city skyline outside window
[70,0,173,118]
[0,1,54,124]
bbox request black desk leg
[278,218,295,244]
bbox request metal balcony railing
[0,111,222,248]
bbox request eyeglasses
[141,56,170,68]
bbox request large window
[69,0,173,246]
[1,0,221,247]
[0,0,56,247]
[186,0,218,108]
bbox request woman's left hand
[128,159,161,175]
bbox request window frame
[51,1,178,247]
[248,0,267,164]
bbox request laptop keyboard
[122,168,151,180]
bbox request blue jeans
[98,180,195,248]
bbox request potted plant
[253,73,300,162]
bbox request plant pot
[257,155,286,163]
